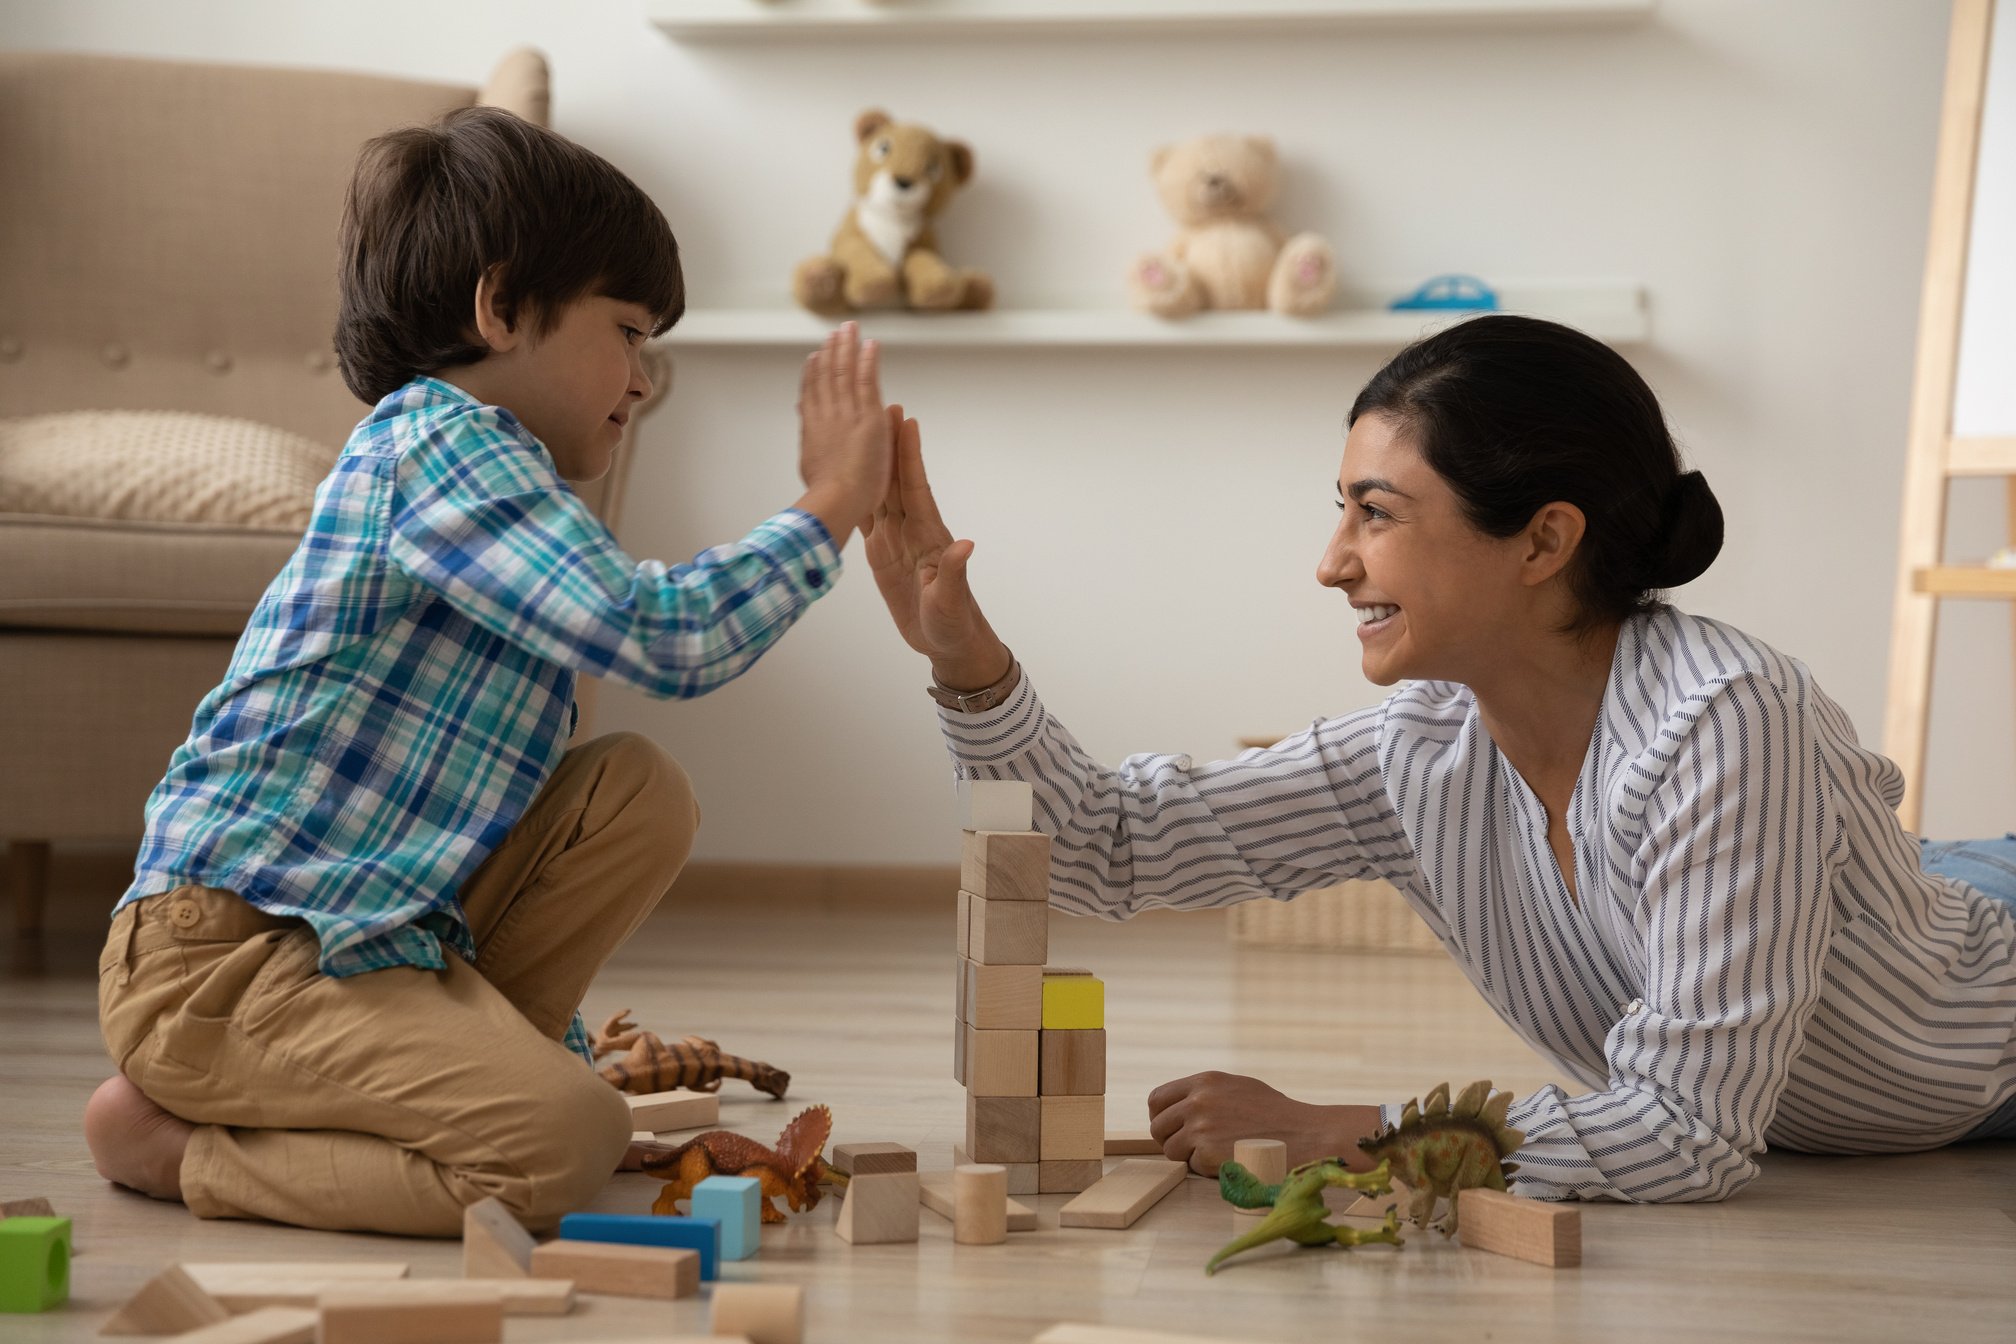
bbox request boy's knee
[594,731,699,834]
[486,1070,631,1232]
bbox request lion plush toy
[1128,134,1336,319]
[793,109,994,316]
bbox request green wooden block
[0,1215,71,1313]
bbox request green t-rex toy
[1206,1157,1403,1275]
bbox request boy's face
[450,291,656,482]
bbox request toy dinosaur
[1207,1157,1403,1275]
[641,1104,845,1224]
[1357,1080,1523,1236]
[591,1010,791,1100]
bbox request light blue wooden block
[690,1175,762,1261]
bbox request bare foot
[84,1074,192,1202]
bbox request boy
[83,106,894,1236]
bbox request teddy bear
[793,109,994,316]
[1128,134,1337,319]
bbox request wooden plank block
[318,1290,503,1344]
[1104,1130,1162,1156]
[1037,1159,1104,1194]
[200,1278,572,1316]
[962,958,1042,1029]
[626,1088,719,1132]
[956,778,1032,832]
[462,1195,535,1278]
[954,1145,1037,1196]
[1040,1095,1105,1161]
[917,1171,1036,1232]
[100,1265,231,1336]
[1057,1158,1188,1229]
[1041,973,1104,1029]
[835,1171,920,1245]
[968,894,1047,965]
[182,1263,409,1286]
[163,1307,317,1343]
[558,1212,720,1281]
[964,1025,1037,1096]
[960,830,1050,901]
[1040,1028,1106,1095]
[529,1240,699,1299]
[831,1142,917,1176]
[710,1282,805,1344]
[0,1196,55,1219]
[965,1094,1040,1164]
[1230,1139,1287,1217]
[1456,1188,1582,1268]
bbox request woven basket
[1227,879,1444,955]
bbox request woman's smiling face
[1316,411,1536,688]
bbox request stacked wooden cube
[952,780,1105,1196]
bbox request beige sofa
[0,49,662,933]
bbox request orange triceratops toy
[641,1104,846,1225]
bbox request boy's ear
[471,264,525,354]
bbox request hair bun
[1646,470,1723,590]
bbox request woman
[868,315,2015,1203]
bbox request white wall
[10,0,2012,864]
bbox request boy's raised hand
[794,322,893,549]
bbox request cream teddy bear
[1128,134,1337,319]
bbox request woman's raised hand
[864,408,1012,688]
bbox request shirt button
[1622,998,1644,1015]
[169,899,201,929]
[805,568,824,588]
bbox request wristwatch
[927,650,1020,714]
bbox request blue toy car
[1389,275,1499,312]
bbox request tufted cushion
[0,409,336,528]
[0,410,335,635]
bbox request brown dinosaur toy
[591,1010,790,1100]
[641,1104,845,1224]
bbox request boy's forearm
[792,486,861,551]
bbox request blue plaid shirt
[118,377,841,1062]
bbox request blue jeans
[1920,834,2016,1141]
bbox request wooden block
[1456,1188,1582,1268]
[558,1212,720,1281]
[0,1215,68,1314]
[1230,1139,1287,1217]
[200,1279,571,1316]
[1057,1158,1188,1230]
[964,1025,1037,1096]
[962,958,1041,1028]
[710,1282,805,1344]
[831,1142,917,1176]
[182,1263,409,1285]
[960,830,1050,901]
[968,895,1047,965]
[691,1175,763,1261]
[160,1306,318,1344]
[0,1197,55,1219]
[956,778,1032,832]
[954,1145,1037,1195]
[1104,1130,1162,1156]
[1041,973,1104,1029]
[835,1171,920,1245]
[952,1013,968,1085]
[529,1240,699,1299]
[1037,1159,1105,1194]
[463,1196,535,1277]
[626,1088,720,1132]
[1040,1095,1105,1161]
[956,889,972,957]
[916,1171,1036,1232]
[101,1265,231,1336]
[964,1094,1040,1164]
[1040,1028,1106,1095]
[952,1164,1007,1245]
[318,1290,503,1343]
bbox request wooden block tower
[952,780,1105,1196]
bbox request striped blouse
[938,606,2016,1202]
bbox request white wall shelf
[656,284,1648,350]
[646,0,1656,42]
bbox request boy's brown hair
[335,105,683,404]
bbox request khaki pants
[97,732,698,1237]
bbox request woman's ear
[471,265,523,354]
[1520,501,1587,587]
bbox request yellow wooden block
[1041,974,1104,1030]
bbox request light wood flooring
[3,850,2013,1343]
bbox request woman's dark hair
[1348,315,1721,631]
[334,105,683,404]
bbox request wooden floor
[4,850,2014,1343]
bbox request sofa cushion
[0,410,332,635]
[0,409,335,527]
